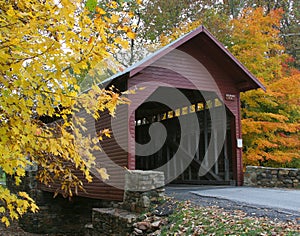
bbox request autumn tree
[228,8,300,167]
[111,0,215,66]
[136,0,300,69]
[0,0,135,226]
[223,0,300,69]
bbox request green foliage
[261,158,300,169]
[85,0,97,12]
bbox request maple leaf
[0,0,135,226]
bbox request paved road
[166,185,300,222]
[191,186,300,212]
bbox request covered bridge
[41,26,264,201]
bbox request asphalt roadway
[166,185,300,215]
[191,186,300,212]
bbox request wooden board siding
[41,104,128,201]
[128,47,243,185]
[234,94,243,185]
[178,37,245,185]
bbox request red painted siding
[128,47,242,184]
[41,104,128,201]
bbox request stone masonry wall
[19,192,119,235]
[244,166,300,188]
[6,170,118,235]
[7,169,165,235]
[90,208,139,236]
[90,170,165,235]
[123,170,165,213]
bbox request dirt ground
[0,221,40,236]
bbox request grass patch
[160,201,300,235]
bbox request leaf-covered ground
[1,196,299,235]
[159,201,300,235]
[132,193,300,236]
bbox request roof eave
[201,27,266,92]
[93,25,265,92]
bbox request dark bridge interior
[135,87,234,185]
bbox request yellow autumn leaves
[0,0,136,226]
[0,187,38,227]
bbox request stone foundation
[6,168,119,234]
[123,170,165,213]
[123,189,165,213]
[88,170,165,235]
[6,169,165,235]
[125,170,165,191]
[244,166,300,188]
[91,208,139,236]
[18,192,119,235]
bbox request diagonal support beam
[167,140,222,181]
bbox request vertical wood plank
[213,101,219,175]
[203,102,208,168]
[188,134,192,180]
[224,135,230,181]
